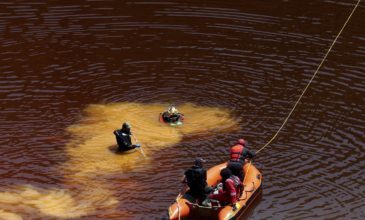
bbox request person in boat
[113,122,140,152]
[182,158,211,203]
[208,168,242,211]
[161,106,184,123]
[227,139,255,181]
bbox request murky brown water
[1,0,364,219]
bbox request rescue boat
[165,162,262,220]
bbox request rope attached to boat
[255,0,361,155]
[176,198,181,220]
[175,191,184,220]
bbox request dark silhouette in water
[113,122,140,152]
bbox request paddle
[132,134,146,157]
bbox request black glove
[249,151,256,159]
[252,152,256,158]
[232,203,237,211]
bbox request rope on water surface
[255,0,361,155]
[172,1,361,216]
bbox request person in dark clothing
[227,139,255,181]
[161,106,184,124]
[183,158,211,203]
[113,122,140,152]
[227,161,244,181]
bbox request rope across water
[255,0,361,155]
[174,1,361,217]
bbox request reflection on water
[0,102,237,218]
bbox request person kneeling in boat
[227,139,255,181]
[208,168,242,211]
[182,158,211,204]
[162,106,184,123]
[113,122,140,152]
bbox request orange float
[165,162,262,220]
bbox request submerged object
[159,112,184,126]
[165,162,262,220]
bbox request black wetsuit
[162,112,183,123]
[184,165,211,203]
[113,129,136,151]
[227,160,244,180]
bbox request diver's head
[220,168,232,181]
[237,138,247,146]
[194,158,206,168]
[167,106,178,114]
[122,122,131,132]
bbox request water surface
[0,0,364,219]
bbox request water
[0,0,364,219]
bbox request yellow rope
[176,198,181,220]
[255,0,361,155]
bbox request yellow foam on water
[64,102,237,176]
[0,102,238,218]
[0,186,117,219]
[0,209,23,220]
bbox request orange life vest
[230,144,244,161]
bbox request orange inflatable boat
[165,162,262,220]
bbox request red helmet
[238,139,246,146]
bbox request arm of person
[181,170,189,183]
[243,149,255,159]
[181,175,187,183]
[247,150,255,158]
[178,113,184,121]
[131,133,138,143]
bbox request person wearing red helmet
[227,138,255,180]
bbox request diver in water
[113,122,140,152]
[161,106,184,124]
